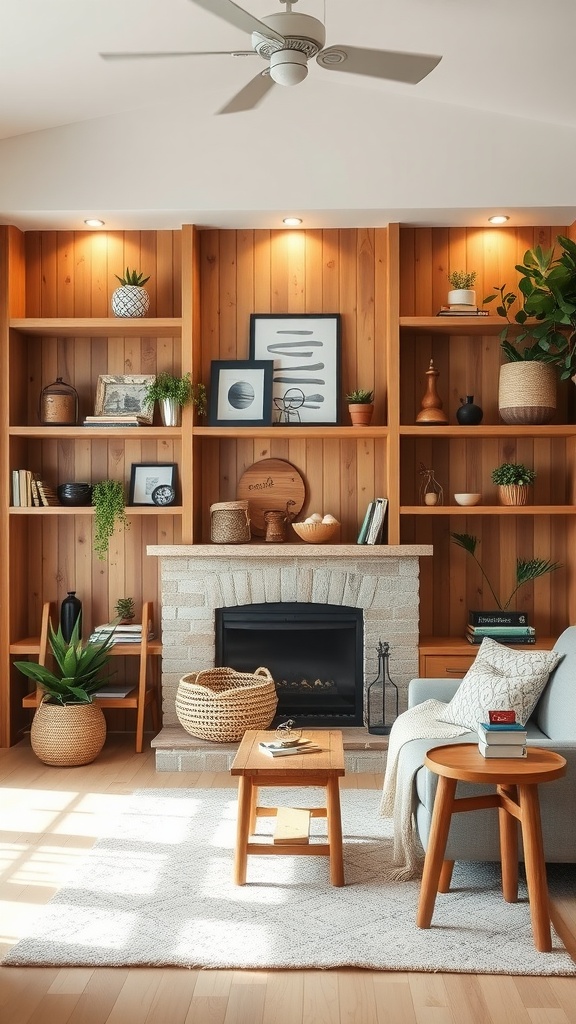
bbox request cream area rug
[3,787,575,975]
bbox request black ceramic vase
[61,591,82,642]
[456,395,483,426]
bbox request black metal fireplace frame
[215,602,364,727]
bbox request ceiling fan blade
[100,50,256,60]
[217,71,275,115]
[317,45,442,85]
[189,0,286,45]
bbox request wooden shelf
[11,636,162,656]
[399,424,576,437]
[399,316,517,335]
[401,505,576,515]
[192,425,389,438]
[10,506,183,515]
[9,426,182,438]
[9,317,182,337]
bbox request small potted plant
[114,597,135,623]
[111,267,151,318]
[345,388,374,426]
[92,479,130,559]
[14,617,115,765]
[143,372,207,426]
[451,532,561,610]
[448,270,477,308]
[491,462,536,506]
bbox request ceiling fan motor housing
[254,12,326,87]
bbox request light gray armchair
[406,626,576,863]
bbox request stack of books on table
[466,611,535,645]
[258,739,322,758]
[477,721,528,758]
[89,622,154,644]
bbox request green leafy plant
[144,372,207,415]
[114,267,150,287]
[91,480,129,560]
[114,597,135,621]
[451,532,561,610]
[345,388,374,404]
[14,617,115,705]
[491,462,536,486]
[449,270,477,289]
[483,236,576,378]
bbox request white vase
[447,288,476,307]
[111,285,150,318]
[159,397,181,426]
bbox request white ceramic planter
[447,288,476,307]
[111,285,150,318]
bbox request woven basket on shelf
[498,362,556,425]
[210,501,251,544]
[175,666,278,742]
[30,699,107,766]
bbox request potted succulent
[491,462,536,506]
[345,388,374,426]
[448,270,477,308]
[143,372,207,427]
[92,479,130,560]
[451,532,561,611]
[14,617,115,765]
[114,596,135,623]
[111,267,151,318]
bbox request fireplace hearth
[216,603,363,727]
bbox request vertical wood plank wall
[399,225,575,639]
[197,228,389,543]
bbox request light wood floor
[1,734,576,1024]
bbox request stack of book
[89,622,154,644]
[11,470,59,507]
[436,305,489,317]
[466,610,535,645]
[477,720,528,758]
[83,415,149,428]
[357,498,388,544]
[258,738,322,758]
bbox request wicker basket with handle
[210,500,251,544]
[175,666,278,742]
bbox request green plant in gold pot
[14,617,115,765]
[92,480,130,560]
[345,388,374,427]
[143,372,207,426]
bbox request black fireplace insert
[215,602,363,727]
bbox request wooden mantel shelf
[147,543,433,558]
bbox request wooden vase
[416,359,448,424]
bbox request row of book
[357,498,388,545]
[477,720,527,759]
[467,610,535,645]
[12,470,58,507]
[82,415,150,428]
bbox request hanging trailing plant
[91,480,129,560]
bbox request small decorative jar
[39,378,78,426]
[419,463,444,506]
[456,395,483,426]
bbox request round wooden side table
[416,743,566,952]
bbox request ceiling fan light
[269,49,308,86]
[488,215,509,225]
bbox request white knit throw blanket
[380,699,470,879]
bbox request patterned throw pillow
[438,637,561,730]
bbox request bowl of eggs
[292,512,340,543]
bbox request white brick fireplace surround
[148,544,432,771]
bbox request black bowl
[57,482,93,506]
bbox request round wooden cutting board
[237,458,306,536]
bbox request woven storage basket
[210,500,251,544]
[175,666,278,742]
[30,699,107,766]
[498,362,556,425]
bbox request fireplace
[216,603,363,727]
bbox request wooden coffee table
[230,729,346,886]
[417,743,567,952]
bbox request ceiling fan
[100,0,442,115]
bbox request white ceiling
[1,0,575,231]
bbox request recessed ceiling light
[84,218,105,227]
[283,217,302,226]
[488,215,509,225]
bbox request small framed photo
[209,360,274,427]
[94,374,155,424]
[128,463,177,506]
[249,313,341,425]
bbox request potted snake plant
[345,388,374,426]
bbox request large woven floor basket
[175,666,278,742]
[30,700,107,766]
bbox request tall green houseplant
[451,533,561,610]
[92,480,129,559]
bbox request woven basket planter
[175,666,278,742]
[498,362,556,425]
[498,483,530,506]
[210,501,251,544]
[30,700,107,766]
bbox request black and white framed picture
[249,314,341,425]
[209,360,274,427]
[94,374,155,424]
[128,463,177,506]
